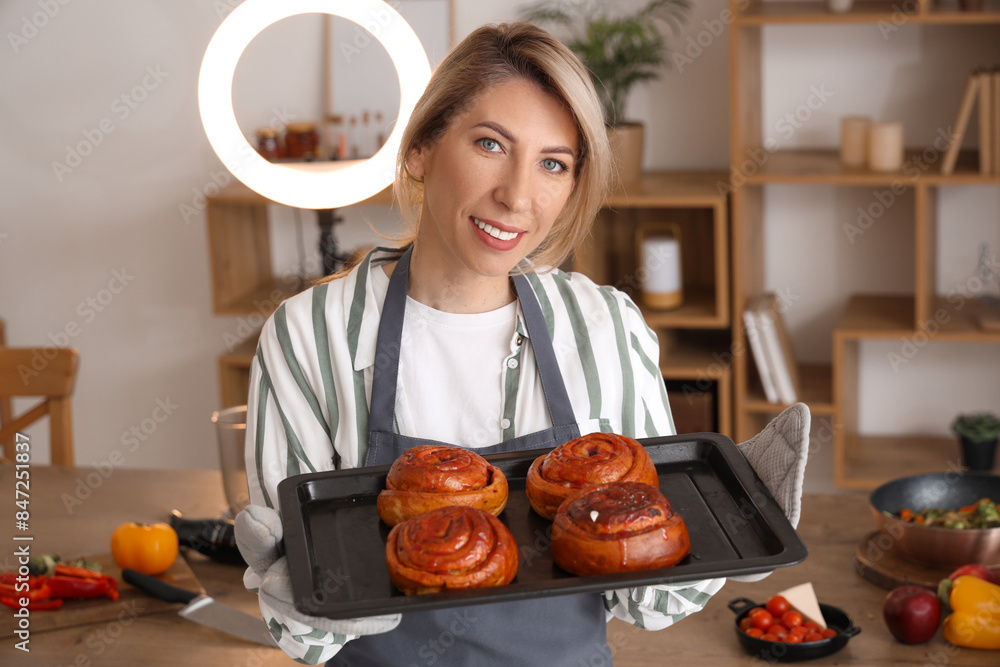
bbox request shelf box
[657,331,733,436]
[576,171,730,329]
[743,362,834,416]
[218,335,259,408]
[836,434,998,491]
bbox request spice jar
[255,127,281,161]
[284,122,320,160]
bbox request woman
[236,21,807,666]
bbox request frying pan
[869,472,1000,568]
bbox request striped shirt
[244,248,725,664]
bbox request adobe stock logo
[7,0,73,54]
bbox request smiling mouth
[473,217,519,241]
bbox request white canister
[639,230,683,310]
[868,122,904,172]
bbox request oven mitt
[729,402,810,583]
[235,504,402,636]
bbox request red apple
[947,564,1000,586]
[883,585,941,644]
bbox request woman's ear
[406,146,427,179]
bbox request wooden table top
[1,466,995,666]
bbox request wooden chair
[0,321,79,465]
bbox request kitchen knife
[122,569,277,647]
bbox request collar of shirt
[348,248,531,372]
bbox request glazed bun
[377,445,508,526]
[551,481,690,576]
[525,433,658,519]
[385,505,519,595]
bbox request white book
[756,293,800,405]
[743,297,779,404]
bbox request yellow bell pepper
[942,575,1000,649]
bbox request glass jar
[284,122,320,160]
[255,127,281,161]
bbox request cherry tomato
[769,624,788,639]
[750,610,775,631]
[765,595,790,617]
[820,628,838,640]
[739,617,753,632]
[761,633,780,642]
[745,627,764,639]
[789,626,810,639]
[804,632,824,642]
[784,634,803,643]
[802,620,820,631]
[781,611,803,628]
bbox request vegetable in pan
[887,498,1000,529]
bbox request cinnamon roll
[551,481,690,576]
[525,433,658,520]
[385,505,519,595]
[377,445,508,526]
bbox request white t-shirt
[371,265,518,446]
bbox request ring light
[198,0,432,209]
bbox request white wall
[1,0,996,476]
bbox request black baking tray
[278,432,808,619]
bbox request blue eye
[478,137,501,152]
[542,158,568,173]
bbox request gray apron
[329,247,610,666]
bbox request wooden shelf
[835,294,1000,342]
[218,335,259,408]
[735,1,1000,25]
[743,362,834,416]
[640,285,727,329]
[731,1,1000,485]
[658,336,733,436]
[739,149,995,186]
[837,433,1000,490]
[606,170,729,208]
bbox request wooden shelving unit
[729,0,1000,488]
[208,171,735,437]
[574,170,732,435]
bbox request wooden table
[1,466,996,666]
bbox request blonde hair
[394,21,610,271]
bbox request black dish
[729,597,861,662]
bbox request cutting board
[853,530,957,590]
[0,553,204,638]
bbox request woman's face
[407,77,578,283]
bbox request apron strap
[511,273,577,429]
[367,247,412,434]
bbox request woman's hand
[731,403,810,582]
[235,505,402,637]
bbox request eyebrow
[472,121,576,157]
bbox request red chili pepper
[0,574,44,590]
[0,596,63,611]
[0,582,51,600]
[54,564,106,580]
[46,575,116,600]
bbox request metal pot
[869,472,1000,569]
[729,597,860,662]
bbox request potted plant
[521,0,690,183]
[951,412,1000,471]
